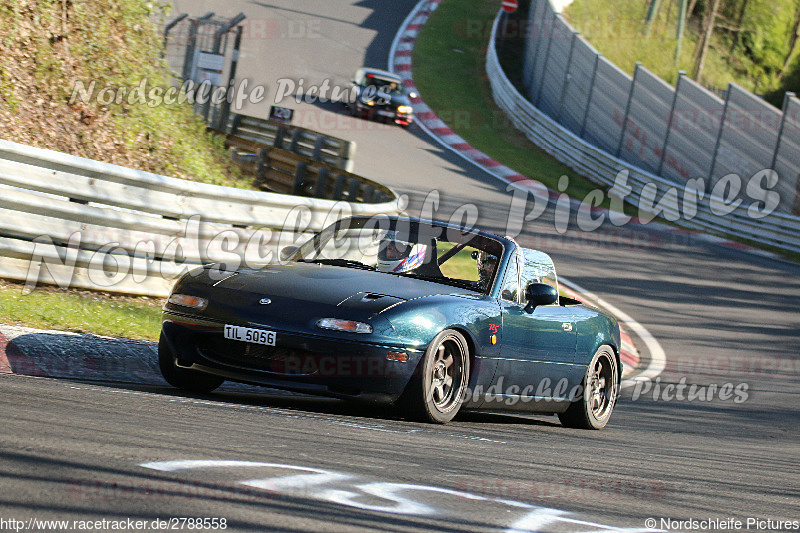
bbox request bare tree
[692,0,722,81]
[727,0,749,61]
[688,0,700,20]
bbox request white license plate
[377,110,394,117]
[224,325,276,346]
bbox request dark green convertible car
[159,216,621,429]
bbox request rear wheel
[399,329,470,423]
[158,333,224,393]
[558,345,618,429]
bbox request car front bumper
[354,102,414,126]
[161,311,423,403]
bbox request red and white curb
[390,0,652,379]
[391,0,555,203]
[645,223,782,259]
[0,324,274,394]
[0,325,160,383]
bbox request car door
[489,249,578,409]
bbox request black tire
[399,329,470,424]
[558,345,619,430]
[158,334,224,394]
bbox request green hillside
[0,0,247,186]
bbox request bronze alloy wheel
[559,345,619,430]
[400,329,470,424]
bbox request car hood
[384,93,411,107]
[358,88,411,108]
[174,263,475,331]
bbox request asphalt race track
[1,1,798,531]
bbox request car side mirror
[280,246,299,262]
[524,283,558,313]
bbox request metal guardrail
[521,0,800,216]
[0,139,401,297]
[226,114,356,172]
[486,10,800,255]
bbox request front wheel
[558,345,619,430]
[158,334,224,394]
[399,329,470,423]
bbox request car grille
[196,337,316,375]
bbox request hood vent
[337,292,406,312]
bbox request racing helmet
[377,232,427,273]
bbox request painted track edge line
[559,277,666,388]
[390,0,666,382]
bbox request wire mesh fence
[520,0,800,215]
[162,12,245,129]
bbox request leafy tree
[779,2,800,79]
[737,0,798,88]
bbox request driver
[377,232,428,273]
[476,251,498,289]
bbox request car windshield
[288,217,506,294]
[364,75,404,95]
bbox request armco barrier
[227,114,357,172]
[487,9,800,255]
[0,139,401,297]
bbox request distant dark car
[159,216,621,428]
[344,68,415,127]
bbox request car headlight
[365,99,375,106]
[397,105,413,114]
[317,318,373,334]
[168,293,208,310]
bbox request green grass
[438,242,481,281]
[412,0,631,213]
[0,280,162,341]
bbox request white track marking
[140,460,312,472]
[559,277,666,388]
[507,508,570,532]
[140,460,657,531]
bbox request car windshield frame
[288,216,510,295]
[360,74,404,95]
